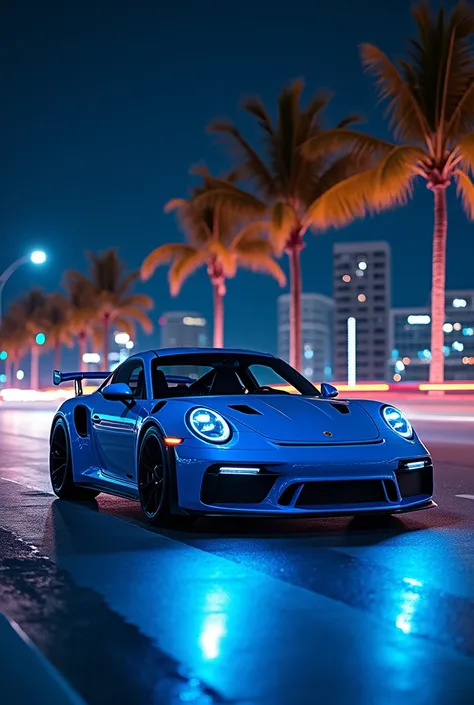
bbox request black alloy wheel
[138,427,170,524]
[49,418,99,500]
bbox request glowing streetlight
[0,250,46,323]
[30,251,46,265]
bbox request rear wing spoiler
[53,370,109,396]
[52,370,194,397]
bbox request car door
[91,359,147,481]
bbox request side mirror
[321,382,338,399]
[101,382,134,402]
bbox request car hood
[191,395,381,443]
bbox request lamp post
[0,251,46,324]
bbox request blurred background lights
[395,360,405,372]
[35,332,46,345]
[114,332,130,345]
[452,298,467,308]
[355,269,364,277]
[83,353,101,364]
[357,261,367,270]
[0,351,7,361]
[443,323,453,333]
[453,322,462,331]
[407,315,430,324]
[342,274,351,282]
[16,370,24,380]
[125,340,134,349]
[452,341,464,352]
[357,294,366,302]
[393,373,401,382]
[0,373,6,383]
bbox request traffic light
[35,333,46,345]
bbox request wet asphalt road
[0,405,474,704]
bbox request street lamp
[0,250,46,323]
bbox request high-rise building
[389,290,474,380]
[277,293,333,382]
[159,311,209,349]
[333,241,391,381]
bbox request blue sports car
[49,347,435,523]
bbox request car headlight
[381,405,413,439]
[187,407,231,443]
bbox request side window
[112,360,146,399]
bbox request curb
[0,613,85,705]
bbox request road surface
[0,403,473,704]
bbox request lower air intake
[295,480,386,507]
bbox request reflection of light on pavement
[200,613,227,660]
[199,587,228,660]
[395,578,423,635]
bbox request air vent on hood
[228,404,262,415]
[331,403,350,415]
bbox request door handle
[92,414,101,424]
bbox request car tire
[50,418,100,501]
[138,426,171,525]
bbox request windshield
[150,353,319,399]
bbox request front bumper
[173,439,435,516]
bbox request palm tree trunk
[103,317,110,369]
[288,242,303,372]
[213,284,224,348]
[429,185,448,385]
[78,332,87,372]
[30,344,39,390]
[54,340,61,371]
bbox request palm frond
[192,186,268,219]
[141,244,197,281]
[302,128,393,161]
[119,293,154,311]
[376,145,427,205]
[304,169,380,231]
[242,97,275,135]
[164,198,188,214]
[360,43,430,142]
[229,221,270,250]
[458,131,474,172]
[455,168,474,218]
[235,246,286,286]
[168,250,207,296]
[118,307,154,334]
[208,119,277,198]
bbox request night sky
[1,0,470,363]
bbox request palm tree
[302,2,474,384]
[44,293,74,370]
[141,170,286,347]
[0,312,29,385]
[68,250,154,365]
[9,290,48,388]
[63,273,100,371]
[197,80,370,371]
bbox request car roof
[151,347,276,359]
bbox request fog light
[218,467,260,475]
